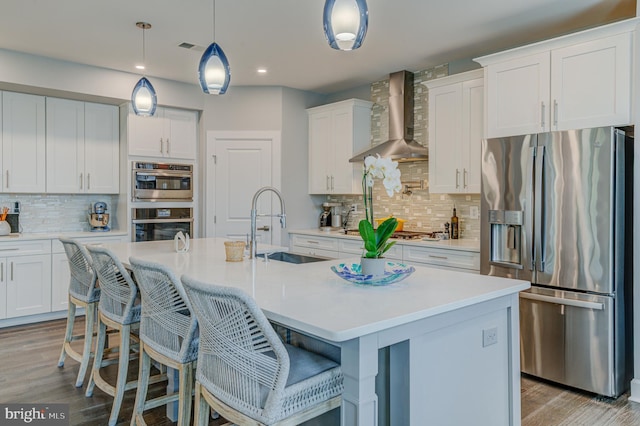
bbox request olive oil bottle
[451,206,459,239]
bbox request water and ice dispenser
[488,210,523,268]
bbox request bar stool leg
[57,297,77,368]
[177,362,194,426]
[131,342,151,426]
[85,317,107,398]
[75,302,95,387]
[108,324,132,426]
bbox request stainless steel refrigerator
[480,126,633,397]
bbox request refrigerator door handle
[534,146,545,272]
[526,146,536,271]
[520,292,604,311]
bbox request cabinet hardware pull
[257,225,270,231]
[541,101,545,128]
[553,100,558,127]
[1,263,3,282]
[0,248,19,251]
[80,173,83,189]
[5,170,8,189]
[166,139,170,154]
[160,138,163,154]
[87,173,90,189]
[455,169,460,188]
[428,254,448,260]
[326,176,330,190]
[463,169,468,188]
[11,262,14,281]
[307,240,319,244]
[331,175,334,190]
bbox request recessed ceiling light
[257,68,267,74]
[135,65,145,70]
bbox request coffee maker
[319,204,332,229]
[88,201,110,232]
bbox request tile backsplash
[0,194,119,233]
[326,63,481,240]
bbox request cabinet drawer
[291,235,339,251]
[404,246,479,272]
[0,239,51,256]
[290,246,337,259]
[339,239,403,261]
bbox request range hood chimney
[349,70,428,162]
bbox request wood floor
[2,318,640,425]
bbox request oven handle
[134,171,193,178]
[132,218,194,224]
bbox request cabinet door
[330,106,357,194]
[45,98,85,193]
[462,78,484,193]
[128,107,165,157]
[51,252,70,312]
[486,52,550,138]
[0,259,5,319]
[429,83,462,193]
[308,111,331,194]
[551,32,631,131]
[85,103,119,193]
[2,92,46,193]
[5,254,52,318]
[163,108,197,159]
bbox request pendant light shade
[198,42,231,94]
[323,0,368,51]
[131,22,157,116]
[131,77,157,116]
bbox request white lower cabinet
[403,245,479,273]
[0,240,51,319]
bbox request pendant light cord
[142,26,146,76]
[212,0,216,41]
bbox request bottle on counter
[451,206,459,239]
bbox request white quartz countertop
[289,228,480,252]
[102,238,527,343]
[0,230,128,241]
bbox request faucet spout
[249,186,286,259]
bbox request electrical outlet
[470,206,479,219]
[351,204,358,213]
[483,327,498,347]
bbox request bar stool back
[85,245,143,426]
[182,275,343,426]
[57,237,100,388]
[129,257,199,426]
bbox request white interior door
[206,131,281,246]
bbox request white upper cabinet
[46,98,119,194]
[128,106,197,160]
[477,19,635,138]
[308,99,372,194]
[1,92,46,193]
[426,70,483,194]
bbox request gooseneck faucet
[250,186,286,259]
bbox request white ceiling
[0,0,635,94]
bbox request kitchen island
[101,237,529,426]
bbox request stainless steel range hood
[349,70,428,162]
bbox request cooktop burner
[344,229,436,240]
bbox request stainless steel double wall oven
[131,162,194,242]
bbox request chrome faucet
[250,186,286,259]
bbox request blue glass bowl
[330,262,415,286]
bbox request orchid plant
[360,155,402,258]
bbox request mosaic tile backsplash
[0,194,119,233]
[327,63,481,240]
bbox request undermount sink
[266,252,329,264]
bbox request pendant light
[323,0,368,51]
[131,22,157,116]
[198,0,231,94]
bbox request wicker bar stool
[181,276,343,426]
[57,237,100,388]
[85,245,146,426]
[129,257,199,426]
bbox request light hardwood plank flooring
[2,318,640,425]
